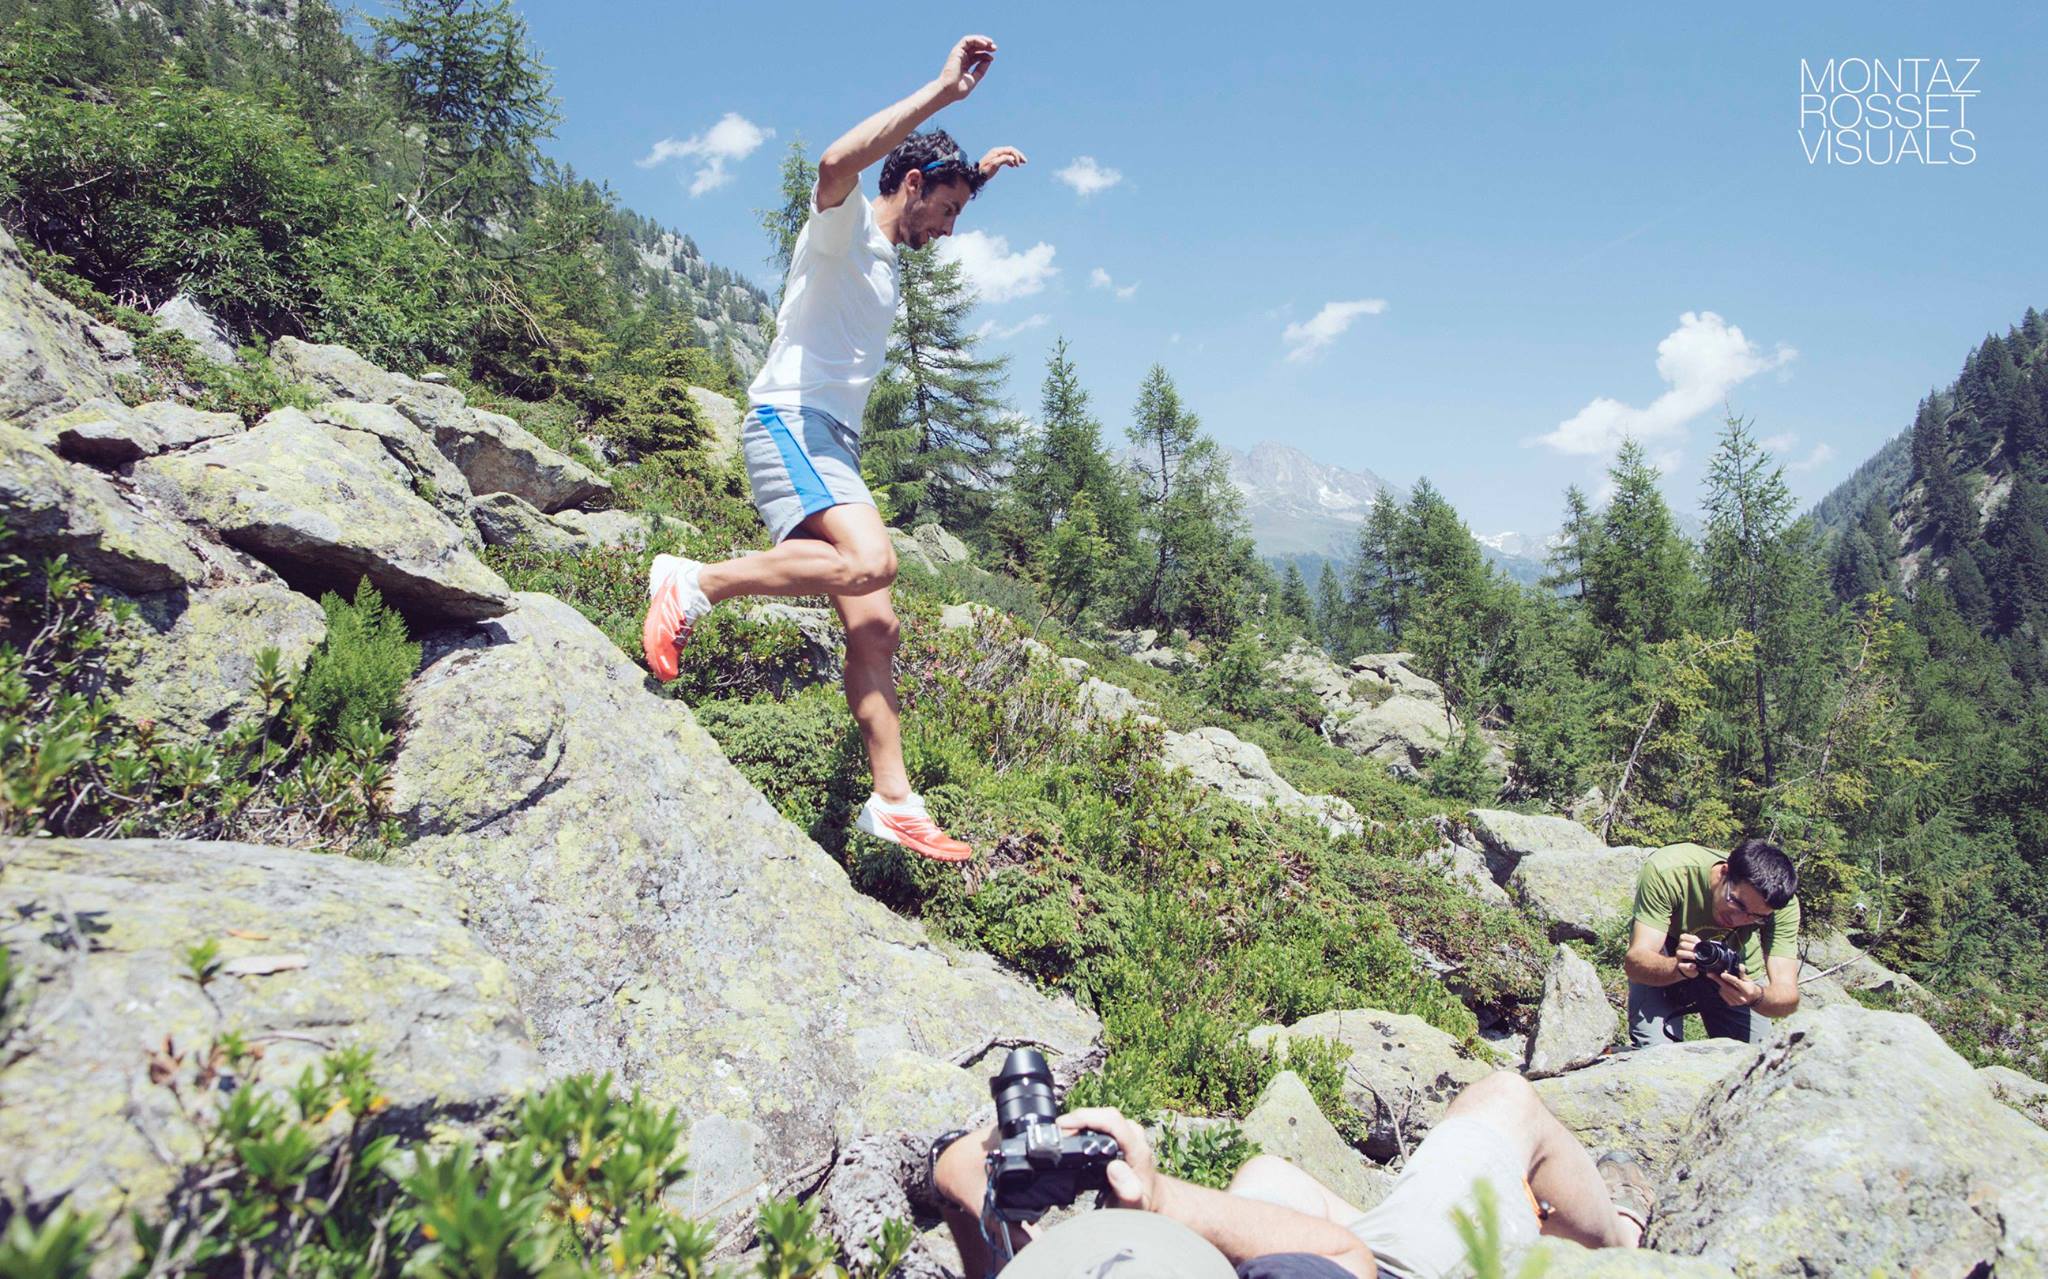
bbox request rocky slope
[4,224,2046,1277]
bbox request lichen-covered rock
[1420,841,1510,908]
[387,593,1101,1232]
[1533,1040,1750,1176]
[1799,930,1924,997]
[1511,1239,1734,1277]
[1161,726,1362,837]
[1981,1065,2048,1130]
[468,490,652,554]
[1075,677,1160,728]
[1509,844,1653,942]
[1526,943,1617,1078]
[688,386,743,466]
[43,398,242,465]
[0,424,207,591]
[0,837,541,1269]
[911,522,968,565]
[744,602,843,687]
[135,408,512,622]
[1651,1006,2048,1275]
[1273,644,1465,777]
[0,224,140,428]
[831,1050,985,1147]
[1249,1009,1490,1161]
[311,400,479,534]
[272,337,608,512]
[889,527,937,574]
[1239,1070,1394,1213]
[152,292,238,364]
[105,579,328,744]
[554,508,656,549]
[1465,807,1605,875]
[1328,693,1455,777]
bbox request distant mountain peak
[1222,441,1394,558]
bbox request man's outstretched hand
[937,35,997,104]
[979,146,1028,181]
[1056,1108,1160,1212]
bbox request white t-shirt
[746,189,899,434]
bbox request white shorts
[1345,1116,1541,1279]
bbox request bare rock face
[1508,844,1654,943]
[1249,1009,1491,1161]
[1525,943,1617,1078]
[271,337,609,512]
[1270,643,1470,779]
[386,593,1101,1234]
[151,292,239,364]
[688,386,744,466]
[1652,1006,2048,1276]
[0,225,140,428]
[135,408,512,622]
[0,424,208,591]
[43,398,240,465]
[104,578,328,745]
[1161,725,1363,837]
[1533,1039,1751,1177]
[1239,1070,1394,1213]
[468,490,655,554]
[0,837,543,1273]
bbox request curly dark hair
[877,129,983,198]
[1727,838,1798,909]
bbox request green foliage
[698,689,865,847]
[1201,635,1270,718]
[0,1208,99,1279]
[297,580,420,742]
[0,540,403,849]
[1153,1122,1259,1190]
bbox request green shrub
[1154,1122,1259,1190]
[697,688,865,846]
[296,579,419,743]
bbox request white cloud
[972,313,1050,342]
[1534,311,1797,457]
[1281,298,1388,363]
[1056,156,1123,197]
[1089,267,1138,299]
[937,230,1058,304]
[1789,441,1836,472]
[1762,432,1799,454]
[638,112,773,197]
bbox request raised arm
[815,35,997,211]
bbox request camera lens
[990,1047,1059,1135]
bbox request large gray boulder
[311,400,479,535]
[1526,943,1617,1078]
[1534,1040,1750,1176]
[743,602,844,688]
[1652,1006,2048,1275]
[135,408,512,622]
[1509,844,1653,942]
[1161,726,1362,838]
[1239,1071,1393,1213]
[271,337,609,512]
[0,837,541,1268]
[43,398,240,465]
[0,424,207,591]
[911,522,969,566]
[0,225,140,428]
[1420,841,1511,908]
[1271,644,1463,778]
[1981,1065,2048,1130]
[387,593,1101,1230]
[1465,807,1605,881]
[1249,1009,1490,1161]
[151,292,238,365]
[1799,930,1924,997]
[1075,677,1160,728]
[105,579,328,744]
[469,490,652,554]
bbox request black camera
[978,1047,1122,1269]
[1691,939,1741,976]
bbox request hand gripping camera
[976,1047,1123,1270]
[1690,938,1741,976]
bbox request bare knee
[1446,1070,1545,1132]
[842,542,898,594]
[844,608,901,657]
[1227,1153,1296,1196]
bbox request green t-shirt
[1631,843,1800,978]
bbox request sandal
[1596,1150,1658,1239]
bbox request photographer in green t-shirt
[1621,838,1802,1046]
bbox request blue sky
[462,2,2042,539]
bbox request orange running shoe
[855,792,974,863]
[641,553,708,682]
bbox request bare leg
[1444,1072,1637,1249]
[698,503,897,603]
[1226,1154,1366,1222]
[832,584,910,803]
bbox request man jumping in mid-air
[642,34,1025,863]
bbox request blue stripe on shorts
[742,403,877,543]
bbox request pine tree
[860,246,1011,530]
[1585,440,1691,649]
[370,0,560,237]
[1315,562,1351,654]
[1702,414,1798,786]
[755,138,816,292]
[1542,485,1600,598]
[1279,563,1314,627]
[1351,490,1412,638]
[1990,476,2048,634]
[1126,365,1202,622]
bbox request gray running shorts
[742,402,875,543]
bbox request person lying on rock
[931,1071,1656,1279]
[1622,836,1802,1046]
[640,34,1026,864]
